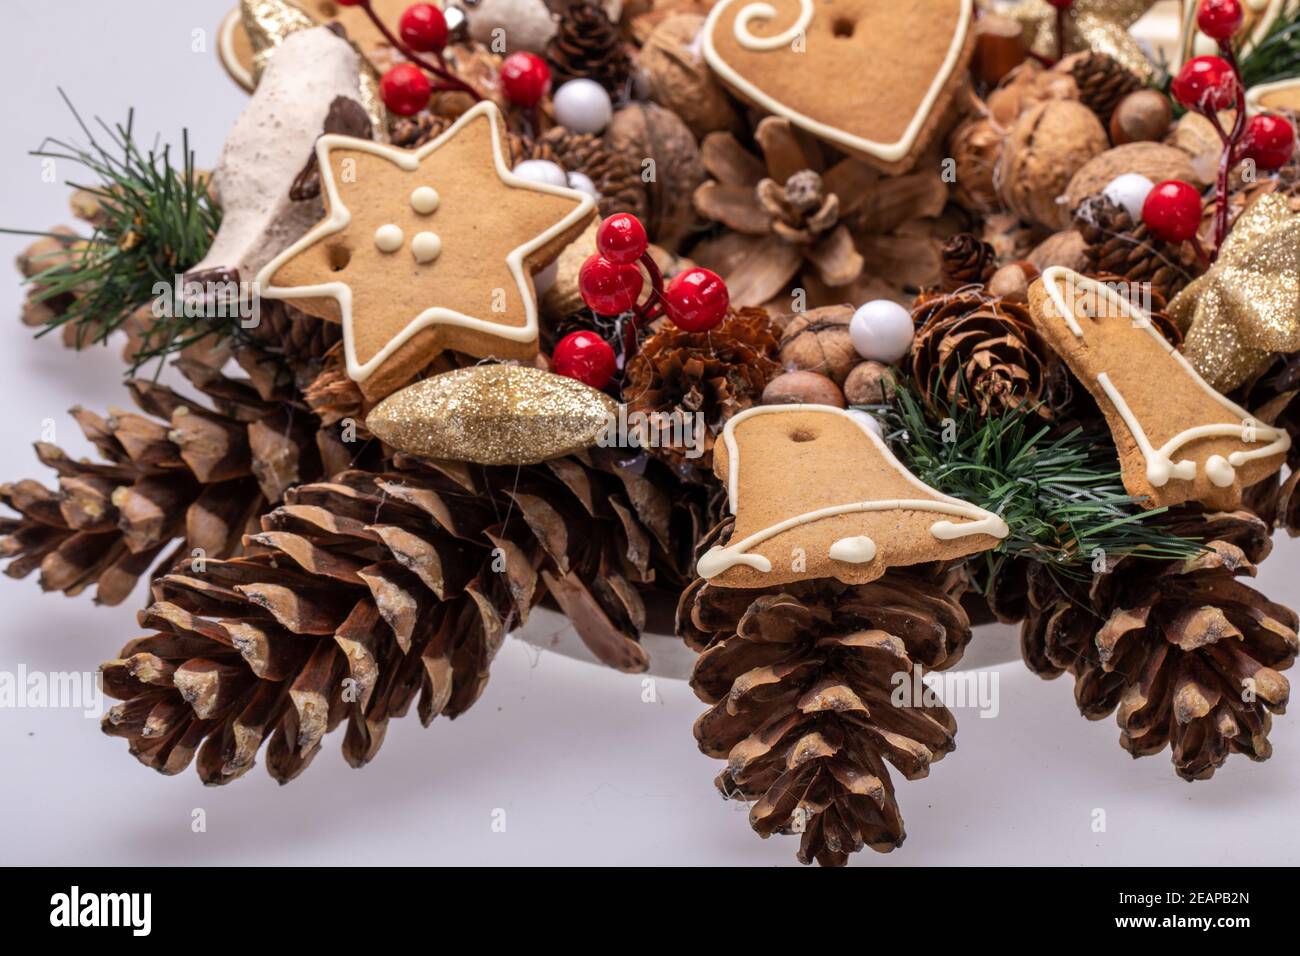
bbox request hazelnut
[988,261,1039,303]
[843,361,896,406]
[762,370,846,408]
[1109,89,1172,145]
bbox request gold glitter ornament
[366,365,620,465]
[994,0,1160,80]
[238,0,388,139]
[1170,193,1300,392]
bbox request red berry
[553,331,616,389]
[1172,55,1238,112]
[1196,0,1244,41]
[1239,113,1297,170]
[380,63,432,116]
[1045,0,1073,8]
[579,254,643,315]
[499,52,551,108]
[1142,180,1203,244]
[399,4,449,53]
[663,267,729,333]
[595,214,648,266]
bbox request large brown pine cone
[547,2,633,95]
[0,360,356,606]
[624,308,780,473]
[910,289,1055,418]
[678,545,973,866]
[100,449,714,783]
[1021,508,1298,780]
[1236,351,1300,535]
[1070,52,1142,126]
[1076,195,1200,303]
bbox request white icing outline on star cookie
[695,404,1008,579]
[253,100,595,384]
[701,0,972,164]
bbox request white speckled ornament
[566,171,600,200]
[553,79,613,134]
[849,300,914,363]
[1102,173,1155,220]
[512,159,569,188]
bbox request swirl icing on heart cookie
[702,0,974,171]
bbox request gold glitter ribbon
[1169,193,1300,391]
[997,0,1160,80]
[240,0,388,138]
[366,365,620,466]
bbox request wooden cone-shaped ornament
[697,405,1008,589]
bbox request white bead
[552,79,613,135]
[566,171,600,200]
[411,231,442,264]
[511,159,569,189]
[1102,173,1155,221]
[849,300,914,363]
[845,409,883,438]
[373,223,404,253]
[534,260,558,296]
[410,186,440,214]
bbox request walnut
[607,102,703,251]
[640,15,739,140]
[777,305,858,385]
[1028,229,1087,272]
[843,361,896,406]
[1064,142,1201,216]
[986,60,1078,128]
[761,370,846,408]
[948,113,1005,212]
[997,100,1108,229]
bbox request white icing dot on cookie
[411,231,442,264]
[410,186,440,214]
[374,223,404,253]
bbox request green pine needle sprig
[1241,6,1300,90]
[867,381,1204,583]
[0,91,223,370]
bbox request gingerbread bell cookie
[1028,268,1291,511]
[255,100,595,400]
[697,405,1007,589]
[701,0,974,173]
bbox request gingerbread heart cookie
[254,101,595,401]
[697,405,1007,589]
[702,0,974,173]
[1029,267,1291,511]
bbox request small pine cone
[939,233,997,291]
[542,126,647,220]
[547,2,633,95]
[911,289,1055,418]
[1021,508,1298,780]
[679,558,972,865]
[391,111,550,167]
[1071,52,1142,126]
[624,309,780,472]
[1077,196,1200,303]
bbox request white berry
[512,159,569,189]
[1102,173,1155,220]
[552,79,613,135]
[845,409,883,438]
[849,300,914,364]
[566,171,600,200]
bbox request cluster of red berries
[554,214,730,389]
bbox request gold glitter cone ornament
[1170,193,1300,392]
[994,0,1159,80]
[239,0,388,137]
[366,364,620,465]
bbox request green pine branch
[1240,6,1300,89]
[0,91,224,371]
[867,382,1204,583]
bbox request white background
[0,0,1297,867]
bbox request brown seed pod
[761,370,846,408]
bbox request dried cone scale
[100,451,714,782]
[0,360,352,606]
[1021,509,1298,780]
[679,539,973,866]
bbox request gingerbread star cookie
[697,405,1007,589]
[255,101,595,400]
[702,0,974,173]
[1028,267,1291,511]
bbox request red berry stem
[1211,40,1248,258]
[1055,6,1066,64]
[357,0,482,102]
[622,252,667,361]
[1190,234,1212,270]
